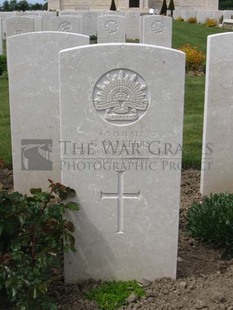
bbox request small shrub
[187,16,197,24]
[205,18,218,27]
[0,180,79,309]
[175,16,184,22]
[0,55,7,76]
[178,44,205,72]
[187,193,233,258]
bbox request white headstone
[59,11,81,16]
[60,43,185,282]
[18,11,39,17]
[201,33,233,195]
[0,12,17,39]
[42,16,54,31]
[38,11,57,17]
[104,11,125,16]
[125,11,140,40]
[6,17,34,37]
[50,16,83,34]
[140,15,172,48]
[97,15,126,43]
[81,12,103,36]
[27,16,43,32]
[7,32,89,194]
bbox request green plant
[178,43,205,72]
[0,71,8,80]
[0,55,7,76]
[205,18,218,27]
[187,16,197,24]
[187,193,233,258]
[87,280,145,310]
[0,180,79,309]
[182,76,205,168]
[175,16,184,22]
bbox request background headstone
[60,43,185,282]
[125,11,140,40]
[140,15,172,47]
[201,33,233,195]
[50,16,83,34]
[28,16,43,32]
[97,14,126,43]
[7,32,89,194]
[82,11,103,36]
[6,17,34,37]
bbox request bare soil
[1,169,233,310]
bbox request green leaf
[65,202,80,211]
[30,188,42,195]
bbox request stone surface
[48,0,219,12]
[181,10,193,21]
[97,15,126,43]
[6,17,34,37]
[201,33,233,194]
[33,16,43,31]
[173,10,182,19]
[60,43,185,282]
[50,16,83,34]
[197,10,207,23]
[81,11,102,36]
[42,15,55,31]
[140,15,172,48]
[211,10,223,23]
[125,11,140,40]
[7,32,89,194]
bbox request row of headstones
[0,11,56,38]
[0,10,143,39]
[7,30,233,281]
[0,14,172,50]
[173,9,233,23]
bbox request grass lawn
[0,77,11,167]
[172,20,232,51]
[183,76,205,168]
[0,22,232,168]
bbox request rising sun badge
[93,69,149,126]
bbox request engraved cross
[100,171,140,234]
